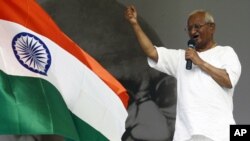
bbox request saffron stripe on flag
[0,0,129,140]
[0,0,129,108]
[0,19,126,141]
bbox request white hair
[188,9,215,23]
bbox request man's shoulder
[155,46,185,54]
[217,45,234,50]
[215,45,236,54]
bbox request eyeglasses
[185,23,211,32]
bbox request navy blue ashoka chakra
[12,32,52,75]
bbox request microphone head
[187,38,196,48]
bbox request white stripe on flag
[0,19,127,141]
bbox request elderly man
[125,5,241,141]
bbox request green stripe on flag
[68,114,109,141]
[0,70,108,141]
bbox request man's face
[187,12,215,50]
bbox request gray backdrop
[117,0,250,124]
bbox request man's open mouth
[192,35,199,40]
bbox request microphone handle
[186,59,192,70]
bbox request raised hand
[124,5,138,25]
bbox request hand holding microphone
[186,39,196,70]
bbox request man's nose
[189,27,198,34]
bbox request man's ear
[210,23,216,30]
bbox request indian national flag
[0,0,129,141]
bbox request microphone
[186,39,196,70]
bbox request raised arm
[124,5,158,62]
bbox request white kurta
[148,46,241,141]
